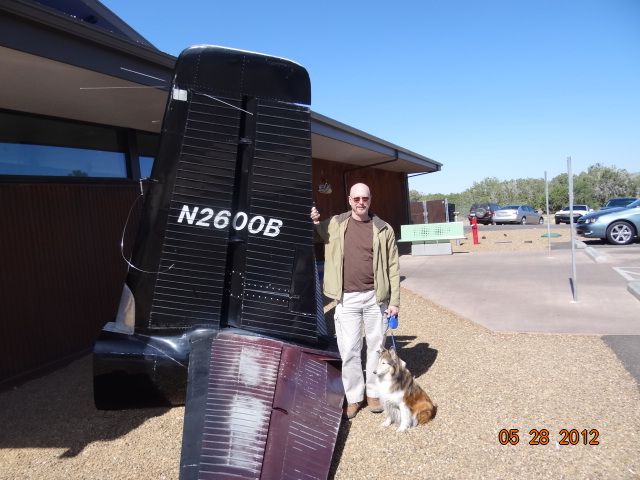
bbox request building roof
[0,0,441,174]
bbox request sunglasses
[351,196,369,203]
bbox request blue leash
[387,314,398,350]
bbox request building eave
[0,0,440,174]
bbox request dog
[374,347,436,432]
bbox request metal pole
[545,171,551,257]
[568,157,578,302]
[445,198,450,222]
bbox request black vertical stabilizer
[94,46,345,479]
[125,46,319,343]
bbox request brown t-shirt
[343,217,374,293]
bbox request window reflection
[0,143,126,177]
[139,155,155,178]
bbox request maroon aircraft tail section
[181,332,343,480]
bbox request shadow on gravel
[328,415,352,479]
[390,335,438,378]
[0,355,170,458]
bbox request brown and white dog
[374,348,437,432]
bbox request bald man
[311,183,400,419]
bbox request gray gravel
[1,287,639,479]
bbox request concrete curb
[583,245,640,302]
[584,246,610,263]
[628,281,640,302]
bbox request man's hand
[386,305,399,317]
[310,206,320,224]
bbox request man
[310,183,400,419]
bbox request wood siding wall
[312,158,409,236]
[1,162,411,385]
[409,201,426,224]
[0,181,139,385]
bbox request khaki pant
[334,290,388,404]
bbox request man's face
[349,185,371,217]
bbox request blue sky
[103,0,640,194]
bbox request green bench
[398,222,466,256]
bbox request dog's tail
[417,401,437,425]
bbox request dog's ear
[389,347,397,357]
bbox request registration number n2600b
[176,204,283,238]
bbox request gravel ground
[452,224,570,253]
[331,289,640,479]
[2,231,639,480]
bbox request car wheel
[520,217,527,225]
[476,207,487,219]
[555,219,560,224]
[538,217,544,224]
[606,221,636,245]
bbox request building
[0,0,441,386]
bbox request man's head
[348,183,371,221]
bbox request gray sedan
[493,205,544,225]
[576,199,640,245]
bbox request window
[137,132,159,178]
[139,155,155,178]
[0,143,126,177]
[0,111,126,177]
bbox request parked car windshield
[627,199,640,208]
[604,198,636,208]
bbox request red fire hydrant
[471,216,480,244]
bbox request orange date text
[498,428,600,446]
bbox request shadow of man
[383,335,438,378]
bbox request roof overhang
[311,111,441,174]
[0,0,440,175]
[0,45,169,132]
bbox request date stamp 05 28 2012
[498,428,600,446]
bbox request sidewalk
[400,246,640,335]
[400,244,640,389]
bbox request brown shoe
[367,396,384,413]
[345,402,361,419]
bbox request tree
[585,163,636,207]
[409,163,638,214]
[548,173,568,211]
[409,189,423,201]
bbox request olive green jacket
[314,212,400,307]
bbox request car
[601,197,638,210]
[468,202,502,225]
[576,199,640,245]
[554,204,593,224]
[493,204,544,225]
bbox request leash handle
[386,314,398,350]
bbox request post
[568,157,578,302]
[545,171,551,257]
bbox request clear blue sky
[103,0,640,194]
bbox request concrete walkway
[400,245,640,335]
[400,244,640,386]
